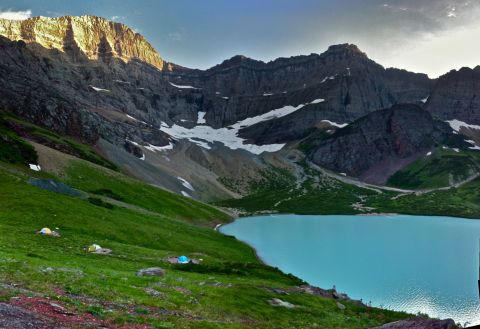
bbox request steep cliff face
[426,66,480,124]
[308,104,455,184]
[170,44,433,131]
[0,15,166,70]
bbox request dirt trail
[307,161,480,196]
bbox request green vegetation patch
[218,163,373,215]
[388,149,480,189]
[0,116,38,165]
[62,160,230,226]
[2,113,117,170]
[368,177,480,219]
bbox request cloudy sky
[0,0,479,77]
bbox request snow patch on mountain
[169,82,200,89]
[443,146,460,152]
[29,164,41,171]
[126,139,139,146]
[177,177,194,191]
[145,142,174,152]
[320,75,336,83]
[126,114,149,125]
[446,119,480,132]
[126,139,173,153]
[465,139,480,150]
[114,80,131,85]
[89,85,110,92]
[159,98,325,154]
[321,120,348,128]
[197,112,206,124]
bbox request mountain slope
[0,114,413,328]
[307,104,463,184]
[171,44,433,130]
[426,66,480,124]
[0,14,478,208]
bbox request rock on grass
[136,267,165,277]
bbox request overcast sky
[1,0,479,78]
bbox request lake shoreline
[220,214,480,325]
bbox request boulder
[370,318,457,329]
[268,298,295,309]
[136,267,166,277]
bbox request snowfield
[159,98,325,154]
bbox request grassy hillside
[0,122,410,327]
[61,160,230,226]
[2,113,117,170]
[218,164,375,216]
[387,148,480,189]
[218,160,480,219]
[0,116,38,165]
[368,178,480,218]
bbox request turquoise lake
[220,214,480,326]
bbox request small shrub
[88,197,114,209]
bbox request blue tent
[178,255,190,264]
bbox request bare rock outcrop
[0,15,165,70]
[308,104,457,184]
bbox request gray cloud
[368,0,480,41]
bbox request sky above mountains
[0,0,479,78]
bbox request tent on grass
[178,255,190,264]
[36,228,60,237]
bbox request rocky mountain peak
[0,15,166,70]
[309,104,453,184]
[324,43,368,60]
[211,54,263,71]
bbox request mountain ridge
[0,15,167,70]
[0,14,478,203]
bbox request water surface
[220,214,480,326]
